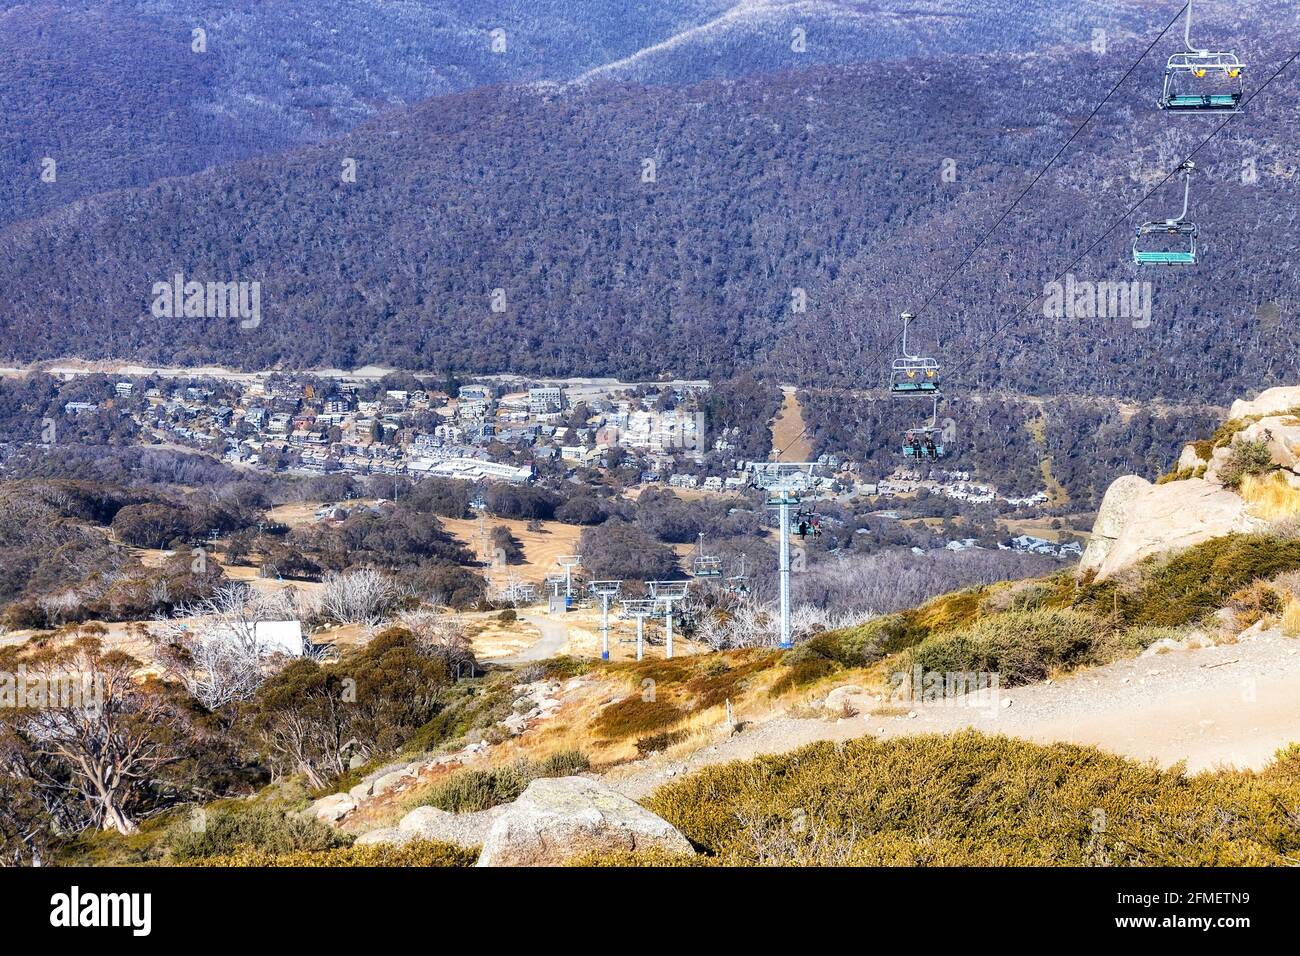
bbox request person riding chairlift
[924,432,938,459]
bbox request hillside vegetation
[3,32,1295,404]
[582,733,1300,865]
[6,0,1264,228]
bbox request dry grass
[1241,472,1300,521]
[437,515,583,584]
[460,612,543,660]
[1282,600,1300,638]
[771,386,813,461]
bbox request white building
[409,457,533,484]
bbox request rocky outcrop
[1228,386,1300,421]
[1080,477,1260,580]
[501,680,566,737]
[1079,475,1152,576]
[476,776,693,866]
[354,804,508,851]
[306,793,356,824]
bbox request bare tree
[16,643,179,835]
[310,568,402,625]
[395,609,476,674]
[150,584,294,710]
[690,592,873,651]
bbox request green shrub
[1101,624,1186,658]
[534,749,591,776]
[498,609,517,623]
[180,839,477,867]
[808,588,992,668]
[167,804,346,862]
[768,654,838,697]
[1124,534,1300,627]
[906,609,1098,686]
[535,655,592,680]
[640,731,1300,866]
[1219,437,1275,490]
[414,750,590,813]
[417,764,531,813]
[636,729,691,756]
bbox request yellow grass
[437,515,583,584]
[1282,600,1300,638]
[1240,472,1300,521]
[460,612,543,660]
[771,386,813,461]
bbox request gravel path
[607,628,1300,799]
[498,613,570,664]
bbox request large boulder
[1079,475,1151,574]
[1229,386,1300,421]
[823,684,870,714]
[354,804,508,851]
[354,826,411,847]
[1080,477,1260,580]
[398,804,507,848]
[306,793,356,824]
[476,776,693,866]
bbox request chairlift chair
[902,427,945,460]
[889,312,941,395]
[724,554,750,595]
[899,391,946,460]
[1158,1,1244,114]
[794,507,822,539]
[690,532,723,578]
[1133,161,1198,266]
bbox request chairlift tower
[753,462,818,651]
[589,580,622,661]
[648,580,691,659]
[620,598,658,661]
[556,554,582,604]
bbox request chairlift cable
[775,10,1285,464]
[909,2,1190,322]
[942,46,1299,384]
[788,2,1193,431]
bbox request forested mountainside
[799,389,1223,503]
[6,31,1295,402]
[1,0,1282,227]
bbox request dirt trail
[771,385,812,461]
[498,613,571,664]
[606,628,1300,799]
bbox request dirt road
[498,613,571,664]
[608,627,1300,799]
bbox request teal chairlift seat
[889,312,942,396]
[1133,161,1199,267]
[1157,4,1244,115]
